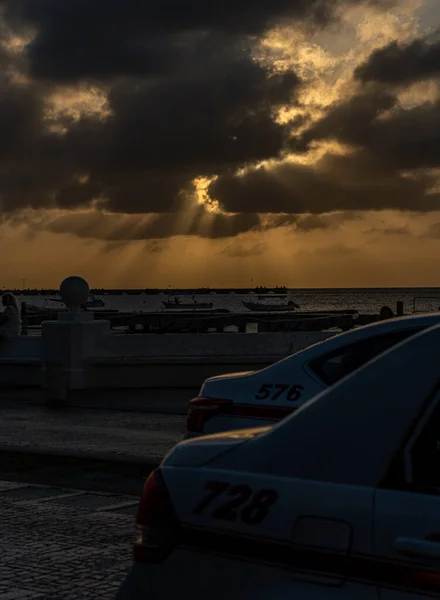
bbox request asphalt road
[0,391,191,495]
[0,391,188,461]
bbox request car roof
[230,322,440,487]
[274,312,440,365]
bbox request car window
[406,396,440,492]
[308,327,424,386]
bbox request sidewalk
[0,480,135,599]
[0,392,186,464]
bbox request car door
[374,387,440,599]
[161,468,379,600]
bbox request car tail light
[186,397,232,433]
[134,470,180,564]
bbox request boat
[24,303,61,314]
[48,295,106,309]
[83,296,106,308]
[255,293,290,299]
[162,296,214,310]
[242,299,300,312]
[253,286,288,295]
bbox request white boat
[242,298,300,312]
[24,303,60,314]
[162,296,213,310]
[48,295,106,309]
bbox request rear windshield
[308,327,423,386]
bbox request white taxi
[187,312,440,436]
[117,323,440,599]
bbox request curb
[0,444,161,466]
[0,447,159,472]
[0,448,160,495]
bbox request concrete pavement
[0,480,136,599]
[0,391,191,598]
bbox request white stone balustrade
[41,276,110,400]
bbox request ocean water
[17,288,440,315]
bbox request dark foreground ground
[0,388,195,599]
[0,388,191,492]
[0,480,136,599]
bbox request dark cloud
[370,101,440,170]
[304,88,440,172]
[0,83,42,158]
[0,53,299,214]
[262,212,361,232]
[356,38,440,86]
[257,211,361,232]
[301,89,397,149]
[2,0,388,82]
[262,214,298,229]
[210,156,440,214]
[206,212,261,239]
[96,55,297,174]
[54,180,102,210]
[0,27,300,215]
[0,0,431,244]
[0,39,44,163]
[296,214,339,231]
[34,207,261,241]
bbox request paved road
[0,391,193,598]
[0,480,137,599]
[0,396,186,463]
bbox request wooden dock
[23,308,378,333]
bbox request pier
[23,305,372,332]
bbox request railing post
[21,301,28,336]
[42,276,110,405]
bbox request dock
[23,307,375,333]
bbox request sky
[1,0,440,288]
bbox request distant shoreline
[6,286,440,296]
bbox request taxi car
[186,312,440,436]
[117,323,440,599]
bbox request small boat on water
[83,296,106,308]
[253,286,288,295]
[255,293,289,299]
[49,295,106,309]
[162,296,214,310]
[242,298,300,312]
[25,303,60,314]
